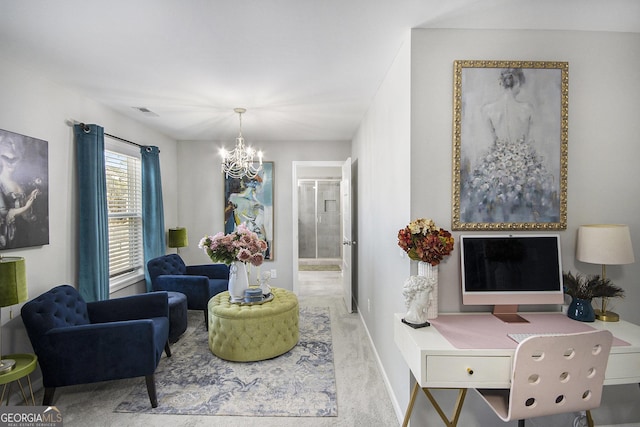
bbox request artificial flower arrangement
[397,218,455,266]
[562,271,624,300]
[198,223,268,266]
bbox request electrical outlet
[270,269,277,279]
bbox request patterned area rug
[115,307,336,417]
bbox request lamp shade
[576,224,635,265]
[0,257,27,308]
[168,228,188,248]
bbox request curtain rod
[105,132,143,149]
[67,119,154,151]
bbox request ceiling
[1,0,638,143]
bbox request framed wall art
[0,128,49,249]
[452,60,568,230]
[224,162,274,259]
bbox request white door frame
[341,157,353,313]
[292,160,344,295]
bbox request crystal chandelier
[220,108,263,179]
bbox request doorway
[298,179,342,260]
[292,162,343,296]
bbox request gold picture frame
[452,60,568,231]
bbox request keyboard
[507,332,564,343]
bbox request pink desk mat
[430,313,630,349]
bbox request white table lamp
[576,224,635,322]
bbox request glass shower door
[298,181,317,258]
[297,180,341,259]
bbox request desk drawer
[426,356,511,386]
[605,352,640,383]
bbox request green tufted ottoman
[208,287,299,362]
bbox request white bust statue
[402,275,435,326]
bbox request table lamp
[576,224,635,322]
[0,256,27,373]
[168,227,188,253]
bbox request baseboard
[355,301,405,425]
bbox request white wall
[351,33,413,421]
[354,28,640,426]
[0,59,178,374]
[176,140,351,288]
[411,29,640,327]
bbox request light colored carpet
[115,307,336,417]
[299,264,341,271]
[32,274,400,426]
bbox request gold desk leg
[402,382,421,427]
[402,382,468,427]
[586,410,594,427]
[423,388,467,427]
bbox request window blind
[105,150,143,279]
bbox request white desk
[394,312,640,426]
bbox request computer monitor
[460,234,564,323]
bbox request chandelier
[220,108,263,179]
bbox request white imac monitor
[460,234,564,323]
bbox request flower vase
[418,261,438,319]
[228,261,249,302]
[567,297,595,322]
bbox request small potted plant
[563,271,624,322]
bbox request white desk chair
[475,330,613,427]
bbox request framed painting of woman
[224,162,274,259]
[0,129,49,249]
[452,60,568,231]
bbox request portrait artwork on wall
[224,162,274,260]
[452,60,568,231]
[0,128,49,250]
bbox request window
[105,144,143,289]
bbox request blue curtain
[141,146,165,291]
[75,124,109,302]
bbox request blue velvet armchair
[147,254,229,328]
[21,285,171,407]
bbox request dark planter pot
[567,297,596,322]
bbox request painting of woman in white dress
[0,129,49,249]
[453,61,568,230]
